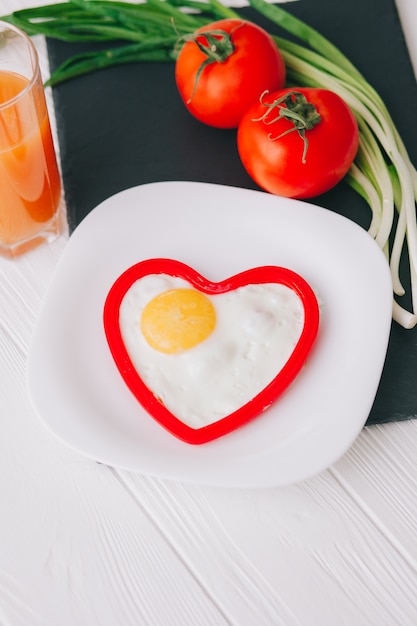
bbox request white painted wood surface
[1,1,417,624]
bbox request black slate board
[46,0,417,425]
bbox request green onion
[272,32,417,328]
[2,0,417,328]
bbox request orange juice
[0,69,61,256]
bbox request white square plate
[27,182,392,487]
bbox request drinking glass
[0,20,62,257]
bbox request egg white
[119,273,305,428]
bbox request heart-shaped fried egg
[104,259,320,444]
[119,273,305,428]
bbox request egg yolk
[140,288,216,354]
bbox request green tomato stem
[253,90,321,164]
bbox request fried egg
[119,273,305,428]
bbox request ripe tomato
[175,19,286,129]
[237,87,359,198]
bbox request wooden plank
[116,459,417,624]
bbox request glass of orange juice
[0,21,62,258]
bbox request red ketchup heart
[103,259,320,444]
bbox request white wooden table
[1,1,417,624]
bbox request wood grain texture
[1,1,417,625]
[114,453,417,625]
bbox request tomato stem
[254,90,321,163]
[177,24,242,103]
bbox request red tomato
[237,87,359,198]
[175,19,286,128]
